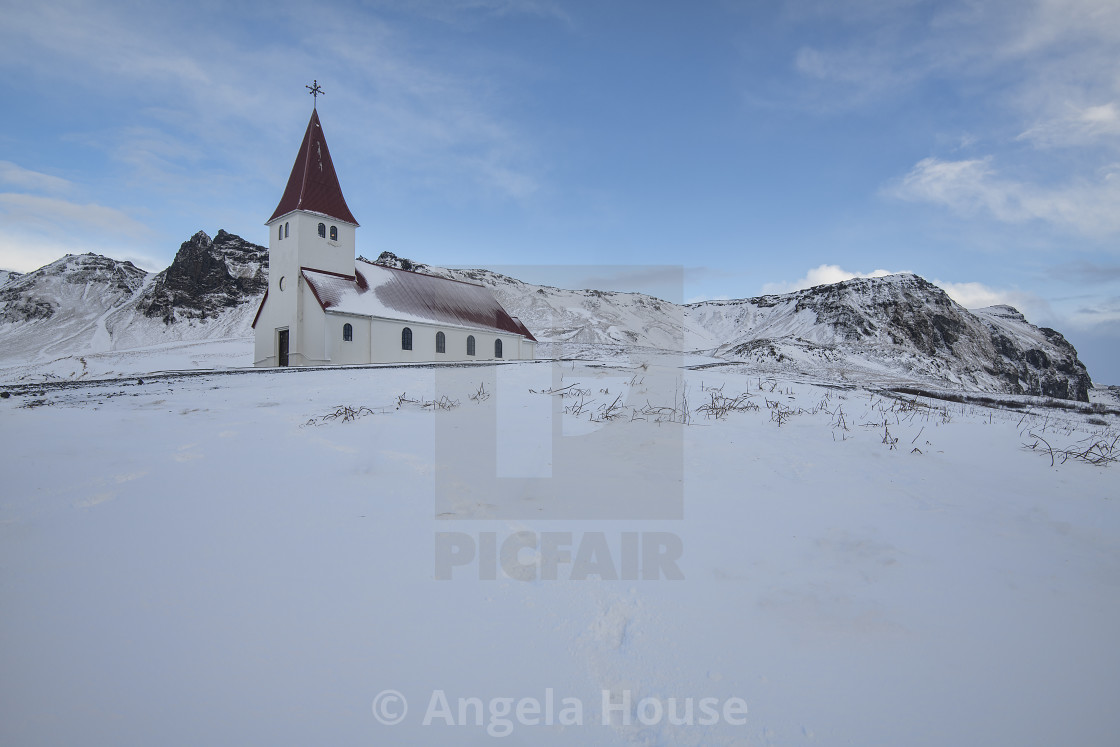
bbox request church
[252,105,536,367]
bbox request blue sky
[1,0,1118,382]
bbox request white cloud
[762,264,898,295]
[886,156,1120,237]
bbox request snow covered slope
[0,253,149,366]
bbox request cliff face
[137,230,267,323]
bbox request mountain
[0,239,1096,401]
[686,273,1092,400]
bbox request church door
[278,329,289,367]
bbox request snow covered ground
[2,358,1118,745]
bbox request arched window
[494,339,503,358]
[278,224,283,240]
[401,327,413,350]
[435,331,446,354]
[343,323,353,342]
[466,335,475,356]
[329,225,338,241]
[318,222,326,238]
[284,222,289,238]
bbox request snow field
[1,360,1118,745]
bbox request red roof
[301,261,537,341]
[268,109,359,226]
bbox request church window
[284,222,289,238]
[402,327,413,350]
[466,335,475,356]
[278,224,283,240]
[343,323,353,342]
[318,222,326,238]
[494,339,503,358]
[330,225,338,241]
[436,331,446,354]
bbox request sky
[1,0,1118,383]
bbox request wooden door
[278,329,289,367]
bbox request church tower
[254,105,360,366]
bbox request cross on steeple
[306,80,325,108]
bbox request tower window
[494,339,503,358]
[401,327,413,350]
[466,335,475,356]
[330,225,338,241]
[284,222,289,238]
[435,331,446,354]
[278,225,283,240]
[343,323,353,342]
[318,222,326,238]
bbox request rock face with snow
[973,305,1092,401]
[138,230,267,323]
[0,269,23,288]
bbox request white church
[252,107,536,367]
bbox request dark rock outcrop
[138,230,267,323]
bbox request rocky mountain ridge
[0,237,1096,400]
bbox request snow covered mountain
[0,237,1095,400]
[0,231,265,380]
[432,264,1092,400]
[686,274,1092,400]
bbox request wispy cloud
[0,1,544,203]
[0,162,73,195]
[885,157,1120,237]
[0,194,150,239]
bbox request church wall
[327,313,372,365]
[369,318,529,364]
[288,213,356,277]
[293,281,330,366]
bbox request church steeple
[268,108,358,226]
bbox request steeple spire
[268,108,358,226]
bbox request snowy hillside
[0,240,1096,400]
